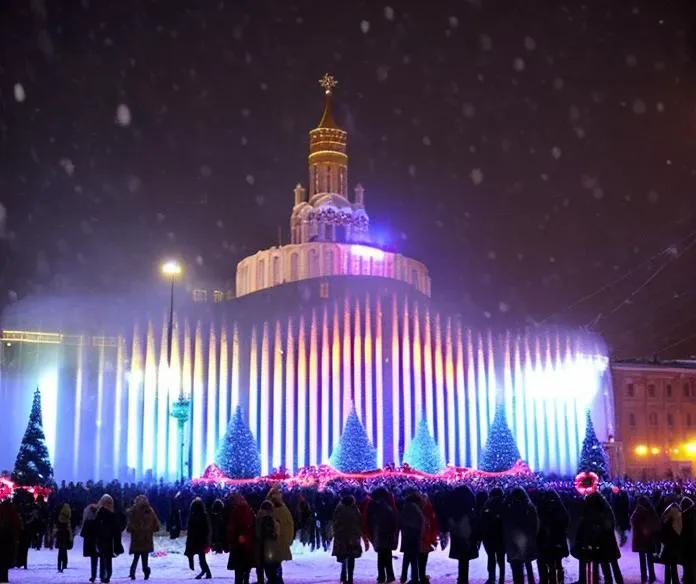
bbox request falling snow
[470,168,484,185]
[13,83,26,102]
[360,20,370,34]
[115,104,132,126]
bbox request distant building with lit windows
[612,359,696,479]
[0,76,613,482]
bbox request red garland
[0,477,52,501]
[574,471,599,496]
[194,460,533,485]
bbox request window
[649,412,658,426]
[627,383,635,398]
[685,383,690,398]
[629,412,636,427]
[257,259,265,289]
[667,413,674,426]
[319,282,329,299]
[667,384,673,398]
[213,290,224,303]
[290,253,299,280]
[308,249,319,277]
[648,384,656,398]
[323,250,334,275]
[687,413,693,427]
[192,289,207,302]
[272,256,281,285]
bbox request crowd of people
[0,476,695,584]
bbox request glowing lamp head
[686,442,696,455]
[161,261,182,277]
[634,445,648,456]
[650,447,661,455]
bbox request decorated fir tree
[577,409,609,480]
[479,404,521,472]
[12,387,53,486]
[330,406,377,473]
[403,418,444,474]
[216,405,261,479]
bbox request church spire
[308,73,348,199]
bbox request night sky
[1,0,696,359]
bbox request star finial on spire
[319,73,338,95]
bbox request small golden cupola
[290,74,370,244]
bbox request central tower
[291,74,369,245]
[308,73,348,199]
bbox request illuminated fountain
[0,75,613,480]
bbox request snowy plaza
[6,535,652,584]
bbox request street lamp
[161,260,188,482]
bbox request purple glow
[350,244,384,260]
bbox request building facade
[612,359,696,479]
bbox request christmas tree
[330,406,377,473]
[12,387,53,486]
[479,404,521,472]
[577,409,609,480]
[403,418,444,474]
[216,405,261,479]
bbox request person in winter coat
[536,490,569,584]
[256,500,281,584]
[681,497,696,584]
[80,503,99,583]
[209,499,226,554]
[13,494,31,570]
[503,487,539,584]
[448,485,480,584]
[400,491,425,584]
[126,495,161,581]
[572,491,623,584]
[660,500,682,584]
[612,490,631,547]
[168,497,182,539]
[631,496,660,584]
[55,503,73,573]
[0,500,21,584]
[184,497,212,580]
[95,494,124,584]
[418,493,438,583]
[482,487,506,584]
[265,486,295,584]
[226,493,257,584]
[332,495,365,584]
[366,488,399,584]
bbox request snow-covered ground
[7,535,651,583]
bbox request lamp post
[162,260,188,482]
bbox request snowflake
[245,174,255,185]
[115,104,132,126]
[241,136,248,146]
[551,147,562,159]
[513,58,525,72]
[377,66,389,82]
[422,136,431,146]
[14,83,26,102]
[648,190,660,203]
[196,255,204,266]
[470,168,484,185]
[488,250,496,260]
[632,99,646,114]
[524,36,536,51]
[499,301,510,313]
[656,102,665,113]
[59,158,75,176]
[255,195,265,206]
[462,102,476,118]
[200,165,212,177]
[449,16,459,28]
[408,164,416,177]
[360,20,370,33]
[384,6,395,21]
[593,187,604,200]
[479,34,493,52]
[553,78,564,90]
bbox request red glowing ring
[574,471,599,496]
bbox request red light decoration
[574,471,599,496]
[195,459,533,487]
[0,477,52,501]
